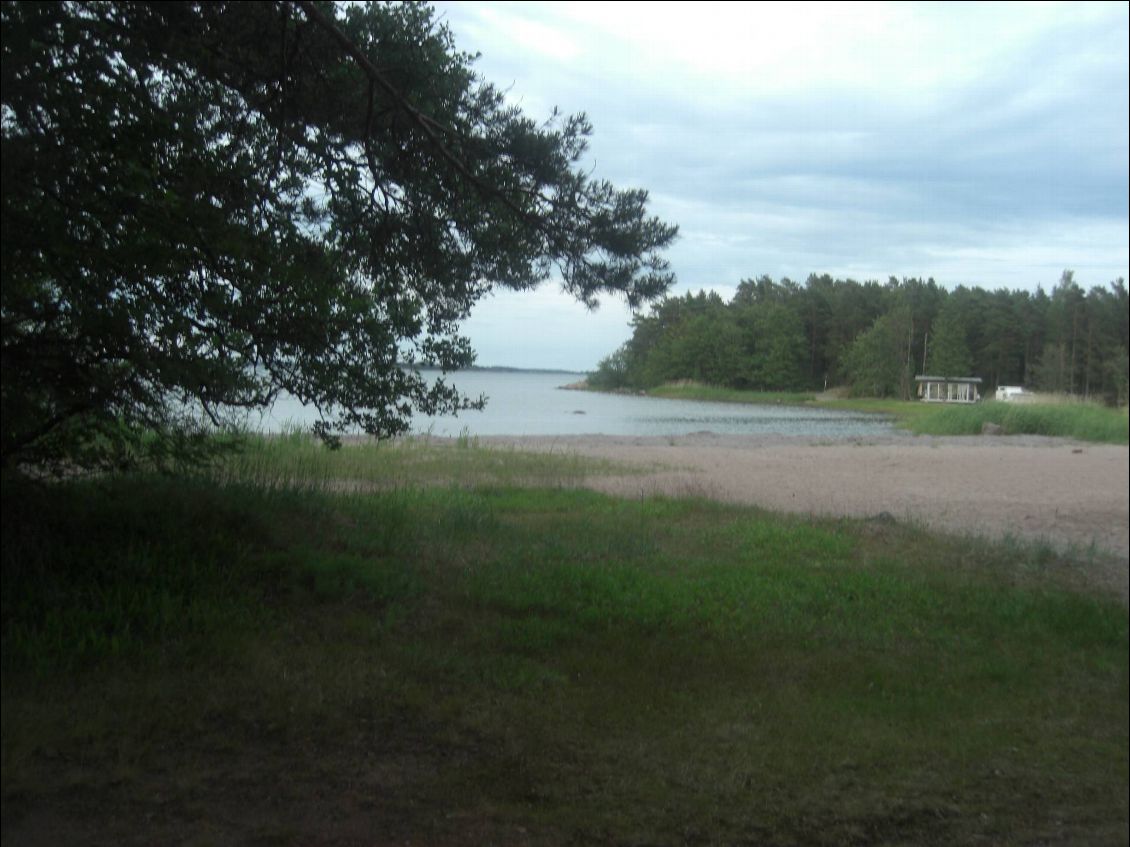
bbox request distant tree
[800,274,836,388]
[1081,279,1128,404]
[588,344,632,391]
[825,278,893,384]
[925,304,973,377]
[590,270,1129,403]
[1037,271,1086,394]
[0,1,677,469]
[614,293,701,388]
[891,276,944,378]
[643,292,742,386]
[733,274,800,307]
[736,301,807,391]
[1104,345,1130,407]
[843,306,913,398]
[979,289,1028,389]
[1032,343,1072,394]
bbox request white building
[915,375,982,403]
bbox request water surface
[262,369,894,439]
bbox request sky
[432,1,1130,372]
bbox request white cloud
[471,5,583,63]
[430,1,1129,367]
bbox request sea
[257,369,895,439]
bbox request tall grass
[909,400,1130,443]
[206,430,631,491]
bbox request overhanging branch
[293,0,537,229]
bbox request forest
[589,271,1130,405]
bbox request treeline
[590,272,1129,405]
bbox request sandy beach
[478,432,1130,598]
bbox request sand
[478,431,1129,598]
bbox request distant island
[401,363,586,376]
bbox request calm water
[261,369,894,438]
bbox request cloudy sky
[432,1,1129,372]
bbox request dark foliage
[0,1,677,468]
[593,273,1128,403]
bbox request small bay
[261,368,894,438]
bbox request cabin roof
[914,375,983,384]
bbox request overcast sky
[432,1,1129,371]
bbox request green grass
[208,429,634,490]
[640,382,1130,443]
[907,400,1130,443]
[2,445,1127,845]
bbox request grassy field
[2,439,1127,845]
[641,381,1130,444]
[905,400,1130,443]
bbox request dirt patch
[477,432,1130,601]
